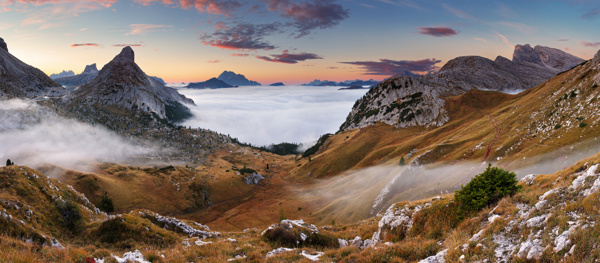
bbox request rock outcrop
[0,37,65,99]
[69,46,194,122]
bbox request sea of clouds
[178,86,368,147]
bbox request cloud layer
[340,58,441,75]
[178,86,367,146]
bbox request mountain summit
[69,46,194,122]
[0,37,64,99]
[217,70,261,86]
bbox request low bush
[455,164,521,216]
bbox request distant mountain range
[218,70,261,86]
[186,77,234,89]
[302,79,379,87]
[54,63,99,87]
[49,70,75,79]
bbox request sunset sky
[1,0,599,85]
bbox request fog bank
[0,99,152,173]
[178,86,368,146]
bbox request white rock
[419,249,448,263]
[488,214,501,223]
[266,247,295,258]
[113,250,150,263]
[338,238,349,248]
[300,250,324,262]
[470,229,484,242]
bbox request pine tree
[399,156,405,166]
[6,159,12,166]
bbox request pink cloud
[70,43,100,47]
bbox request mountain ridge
[340,44,584,131]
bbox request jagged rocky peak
[82,63,98,74]
[115,46,135,63]
[513,44,542,64]
[217,70,261,86]
[0,37,7,52]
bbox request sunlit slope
[53,146,304,231]
[295,53,600,179]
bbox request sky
[1,0,599,85]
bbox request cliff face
[0,37,65,99]
[340,44,584,131]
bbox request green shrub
[455,164,520,215]
[98,192,114,213]
[55,199,83,233]
[580,122,588,128]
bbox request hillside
[291,49,600,222]
[4,150,600,262]
[186,77,234,89]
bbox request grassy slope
[294,60,600,178]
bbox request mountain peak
[82,63,98,74]
[513,44,542,64]
[0,37,7,52]
[217,70,261,86]
[115,46,135,63]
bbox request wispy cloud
[582,8,600,19]
[417,27,459,37]
[557,38,569,42]
[340,58,441,75]
[113,43,144,47]
[495,32,513,49]
[207,59,221,63]
[70,43,100,47]
[377,0,424,10]
[257,50,322,64]
[474,37,487,43]
[498,21,536,34]
[442,3,475,20]
[125,24,173,35]
[231,53,250,57]
[496,3,516,19]
[133,0,243,15]
[580,41,600,48]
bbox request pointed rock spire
[0,37,7,52]
[114,46,135,63]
